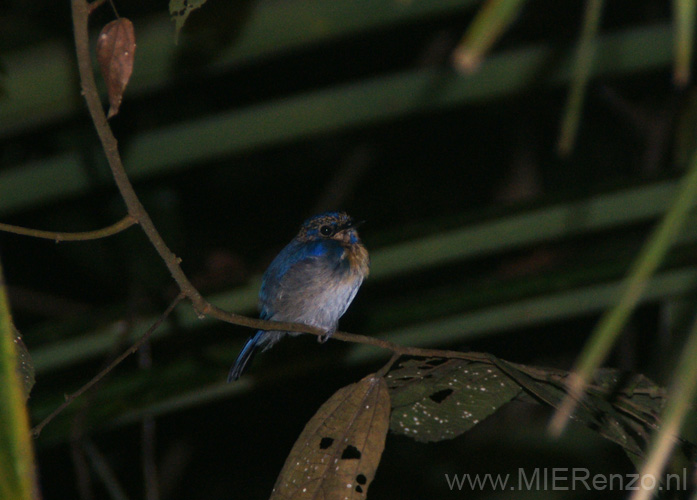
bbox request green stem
[0,260,39,499]
[551,144,697,435]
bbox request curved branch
[71,0,244,321]
[68,0,494,371]
[0,215,136,241]
[70,0,359,338]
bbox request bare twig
[0,215,136,241]
[32,293,184,437]
[332,330,493,363]
[88,0,106,15]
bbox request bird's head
[297,211,364,246]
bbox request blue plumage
[227,211,370,381]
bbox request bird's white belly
[277,275,363,334]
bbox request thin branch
[88,0,106,15]
[0,215,136,242]
[32,293,184,437]
[65,0,574,395]
[71,0,269,329]
[106,0,119,18]
[331,330,493,363]
[69,0,495,350]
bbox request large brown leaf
[270,374,391,500]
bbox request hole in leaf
[356,485,364,493]
[429,388,454,404]
[319,437,334,449]
[397,376,414,381]
[418,365,432,370]
[341,445,361,460]
[356,474,367,484]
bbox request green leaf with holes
[170,0,208,39]
[491,359,676,463]
[386,358,521,442]
[270,373,390,500]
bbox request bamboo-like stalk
[557,0,604,155]
[0,261,39,499]
[551,144,697,435]
[630,311,697,500]
[674,0,696,85]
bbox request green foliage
[674,0,696,85]
[385,355,682,459]
[3,0,697,498]
[633,312,697,500]
[557,0,604,155]
[387,358,521,442]
[554,144,697,434]
[0,262,38,500]
[170,0,209,39]
[272,354,693,499]
[12,327,34,400]
[452,0,527,70]
[494,359,669,462]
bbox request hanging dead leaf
[270,374,390,500]
[96,18,136,118]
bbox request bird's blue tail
[228,331,263,382]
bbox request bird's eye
[319,225,334,237]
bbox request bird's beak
[346,219,365,230]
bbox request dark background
[0,0,694,498]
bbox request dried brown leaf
[96,18,136,118]
[270,374,390,500]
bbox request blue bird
[228,211,370,381]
